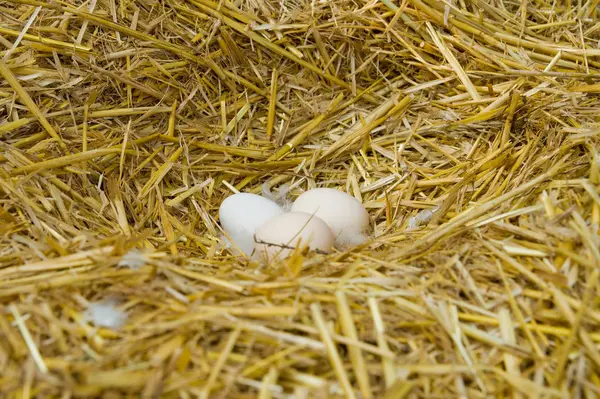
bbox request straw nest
[1,0,600,397]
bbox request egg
[291,188,370,246]
[219,193,284,256]
[254,211,335,260]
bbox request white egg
[254,211,335,260]
[291,188,370,246]
[219,193,284,256]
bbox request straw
[1,0,600,396]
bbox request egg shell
[290,188,370,241]
[254,211,335,260]
[219,193,284,256]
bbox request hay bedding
[0,0,599,396]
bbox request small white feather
[83,299,127,329]
[118,249,147,270]
[261,184,292,210]
[406,206,439,231]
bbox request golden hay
[1,0,600,397]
